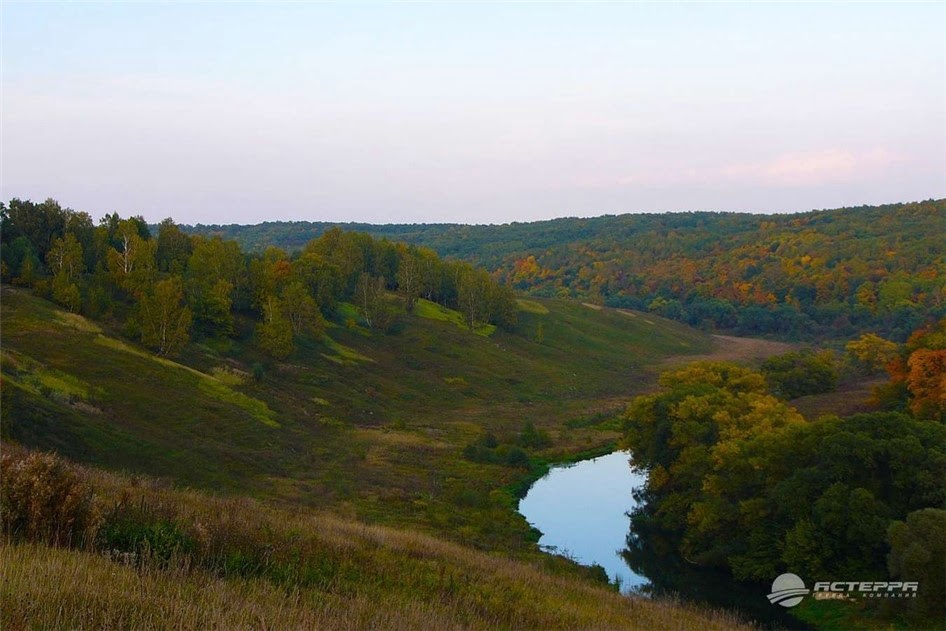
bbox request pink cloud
[721,148,907,186]
[590,148,910,190]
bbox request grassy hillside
[0,286,762,629]
[2,285,711,551]
[0,450,751,630]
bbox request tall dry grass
[1,448,754,630]
[1,543,471,631]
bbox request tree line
[1,198,517,359]
[187,200,946,342]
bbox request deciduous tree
[256,295,294,358]
[138,276,192,357]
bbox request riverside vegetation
[621,321,946,629]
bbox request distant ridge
[184,200,946,341]
[182,199,945,262]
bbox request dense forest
[621,316,946,627]
[0,198,517,359]
[188,200,946,342]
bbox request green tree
[46,233,83,282]
[846,333,899,375]
[186,236,243,336]
[50,273,82,312]
[139,277,192,357]
[3,236,42,285]
[281,281,325,337]
[106,219,156,295]
[355,272,391,330]
[761,350,838,399]
[488,282,518,330]
[156,218,193,273]
[457,268,490,330]
[64,211,95,268]
[256,296,294,359]
[887,508,946,622]
[2,198,66,260]
[292,251,343,312]
[626,363,946,584]
[396,247,422,313]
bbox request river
[517,450,646,592]
[518,450,811,630]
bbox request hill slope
[1,449,751,631]
[2,286,711,550]
[1,286,767,629]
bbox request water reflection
[519,450,812,629]
[518,450,646,591]
[622,518,813,630]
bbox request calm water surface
[518,450,812,629]
[517,450,645,592]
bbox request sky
[2,2,944,225]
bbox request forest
[188,200,946,342]
[0,198,518,359]
[621,316,946,628]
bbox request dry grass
[0,449,754,631]
[0,543,469,631]
[663,334,795,367]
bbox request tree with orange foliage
[906,349,946,421]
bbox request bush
[462,443,498,464]
[252,362,265,382]
[518,421,551,449]
[761,350,838,399]
[504,447,531,469]
[0,451,99,547]
[98,501,196,568]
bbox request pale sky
[2,2,944,225]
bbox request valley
[1,285,713,551]
[2,202,943,630]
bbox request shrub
[251,362,265,382]
[518,420,551,449]
[0,451,99,547]
[504,447,531,469]
[462,443,497,464]
[98,501,196,568]
[761,350,838,399]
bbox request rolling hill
[186,199,946,341]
